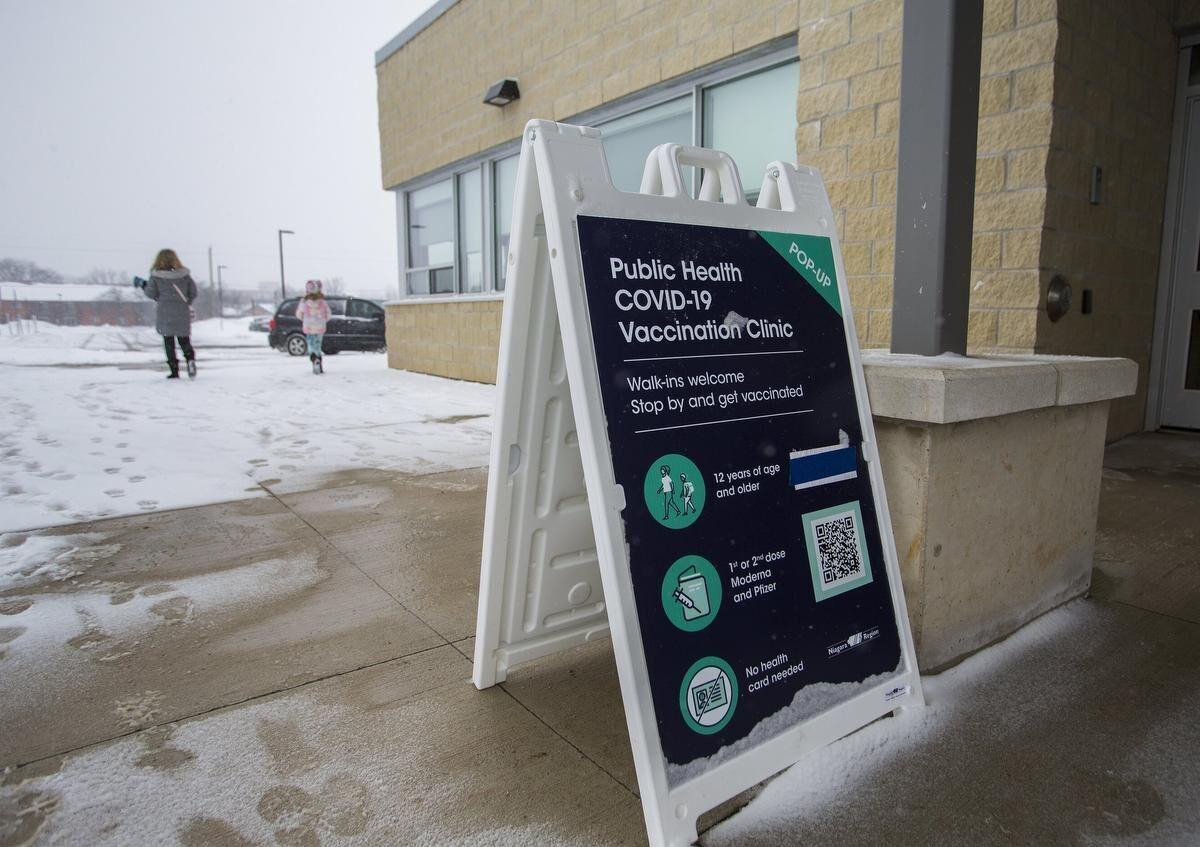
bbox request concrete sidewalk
[1,432,1198,845]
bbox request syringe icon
[672,587,698,611]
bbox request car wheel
[286,334,307,356]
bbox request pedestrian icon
[679,656,738,734]
[643,453,706,529]
[661,556,721,632]
[658,464,682,520]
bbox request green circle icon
[679,656,738,735]
[661,555,722,632]
[643,453,705,529]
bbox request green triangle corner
[758,230,842,316]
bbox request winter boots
[310,352,323,375]
[167,359,196,379]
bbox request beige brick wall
[377,0,803,189]
[378,1,1190,434]
[386,298,503,383]
[798,0,1060,352]
[1036,0,1177,437]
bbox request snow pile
[0,321,494,532]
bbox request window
[407,178,454,295]
[347,299,382,320]
[326,298,347,316]
[703,62,799,200]
[494,155,519,291]
[396,50,798,297]
[458,168,484,292]
[599,97,692,192]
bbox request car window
[327,298,347,316]
[277,298,299,316]
[348,299,382,319]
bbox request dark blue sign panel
[576,215,903,782]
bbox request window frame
[404,176,456,296]
[392,36,798,301]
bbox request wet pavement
[1,431,1198,845]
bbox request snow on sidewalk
[0,320,494,532]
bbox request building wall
[0,300,155,326]
[791,0,1061,353]
[1034,0,1181,437]
[378,1,1196,435]
[385,298,503,382]
[377,0,804,190]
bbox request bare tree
[0,257,63,283]
[83,268,130,287]
[324,276,346,295]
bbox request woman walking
[295,280,331,374]
[136,249,198,379]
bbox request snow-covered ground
[0,319,494,532]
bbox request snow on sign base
[473,120,923,847]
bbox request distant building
[0,282,155,326]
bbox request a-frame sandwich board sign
[473,119,923,847]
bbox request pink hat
[305,280,322,293]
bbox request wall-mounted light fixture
[1046,274,1072,322]
[483,78,520,107]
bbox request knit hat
[305,280,322,294]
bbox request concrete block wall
[378,0,1069,356]
[377,0,803,189]
[378,1,1193,436]
[795,0,1061,353]
[386,299,503,383]
[1035,0,1184,437]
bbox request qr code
[813,512,863,588]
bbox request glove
[133,276,148,289]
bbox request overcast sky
[0,0,432,299]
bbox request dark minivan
[269,296,387,355]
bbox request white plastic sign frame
[474,119,922,847]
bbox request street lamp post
[278,229,295,301]
[217,265,228,330]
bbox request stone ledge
[861,351,1137,424]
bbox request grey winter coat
[142,268,197,337]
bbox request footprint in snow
[137,499,158,510]
[0,599,33,615]
[113,690,165,729]
[104,489,125,499]
[129,475,145,483]
[121,456,135,463]
[0,787,60,844]
[150,595,194,624]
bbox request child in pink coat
[295,280,332,373]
